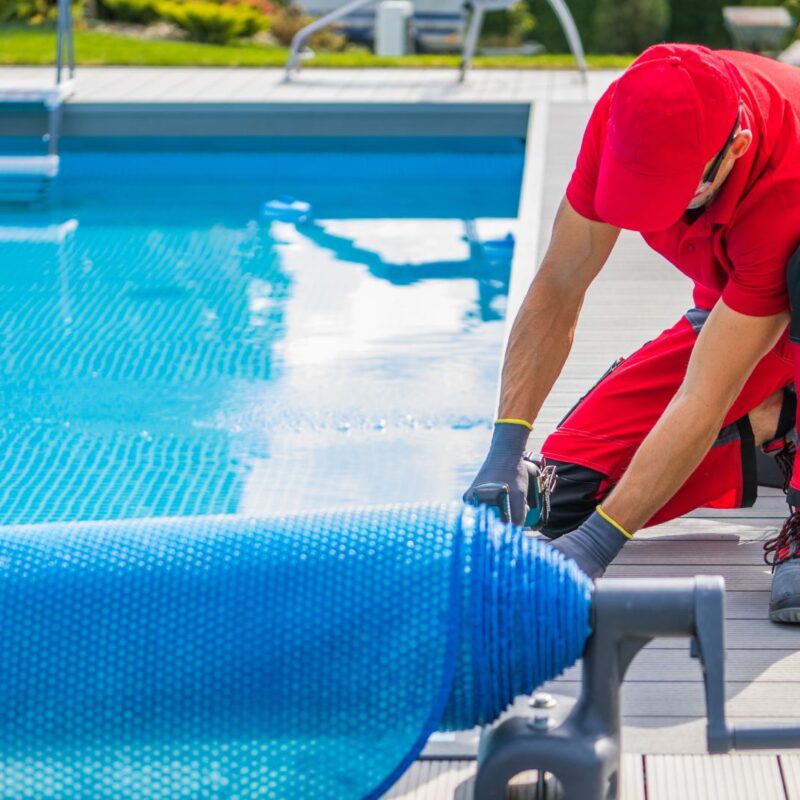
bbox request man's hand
[463,421,531,525]
[550,507,630,579]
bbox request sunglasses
[692,104,743,198]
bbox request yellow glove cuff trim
[596,505,633,540]
[494,418,533,431]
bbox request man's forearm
[498,271,582,423]
[602,390,735,533]
[496,197,619,425]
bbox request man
[465,43,800,622]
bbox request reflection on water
[0,150,521,524]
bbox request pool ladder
[0,0,74,204]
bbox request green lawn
[0,24,635,68]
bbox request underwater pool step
[0,80,74,108]
[0,155,59,177]
[0,219,77,243]
[0,158,58,204]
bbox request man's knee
[539,459,610,539]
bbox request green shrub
[592,0,668,54]
[668,0,730,47]
[480,1,536,46]
[101,0,159,23]
[0,0,83,23]
[524,0,595,53]
[156,0,267,42]
[269,3,345,50]
[227,0,274,14]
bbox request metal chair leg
[459,2,485,83]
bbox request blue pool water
[0,143,523,526]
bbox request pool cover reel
[0,502,591,799]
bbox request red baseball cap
[595,44,742,232]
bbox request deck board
[614,540,771,564]
[381,756,648,798]
[558,647,800,683]
[383,761,476,799]
[546,680,800,719]
[780,755,800,800]
[645,755,787,800]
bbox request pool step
[0,156,60,204]
[0,219,77,243]
[0,0,74,201]
[0,155,60,177]
[0,80,74,203]
[0,80,74,108]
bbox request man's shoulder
[726,180,800,259]
[719,49,800,95]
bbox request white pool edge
[495,100,550,414]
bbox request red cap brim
[595,149,704,232]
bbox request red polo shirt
[567,50,800,317]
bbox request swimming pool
[0,140,523,526]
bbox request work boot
[760,433,797,493]
[764,509,800,623]
[758,387,800,622]
[759,385,797,492]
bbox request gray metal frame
[468,576,800,799]
[55,0,76,88]
[459,0,587,83]
[285,0,374,79]
[284,0,587,83]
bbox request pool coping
[4,101,532,139]
[503,102,547,341]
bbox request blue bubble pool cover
[0,502,591,798]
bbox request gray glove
[549,508,630,579]
[463,421,531,526]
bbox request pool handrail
[285,0,378,79]
[56,0,76,88]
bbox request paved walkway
[0,66,618,104]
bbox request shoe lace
[763,507,800,570]
[775,440,797,494]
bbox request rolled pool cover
[0,503,591,798]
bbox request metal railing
[56,0,76,87]
[460,0,586,82]
[284,0,587,82]
[285,0,377,79]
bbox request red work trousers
[541,309,794,529]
